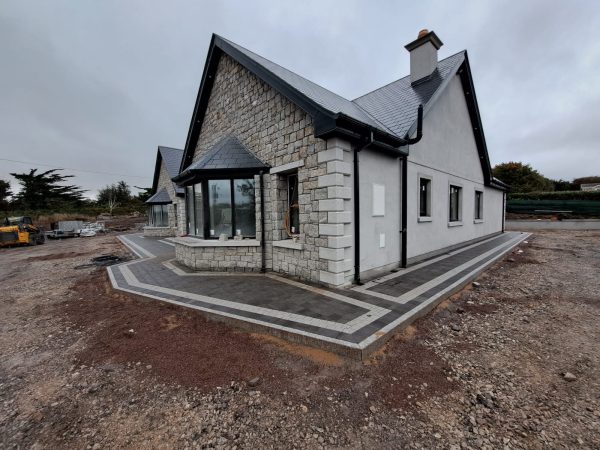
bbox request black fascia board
[456,52,503,190]
[173,167,270,186]
[150,149,163,194]
[180,34,222,172]
[314,113,408,155]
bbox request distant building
[581,183,600,192]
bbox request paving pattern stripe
[359,233,525,303]
[117,261,389,334]
[355,232,530,348]
[353,232,512,293]
[162,258,389,317]
[107,266,363,350]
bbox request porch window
[186,178,256,238]
[449,185,462,222]
[234,179,256,237]
[186,186,195,234]
[149,204,169,227]
[193,183,203,235]
[419,178,431,217]
[474,190,483,220]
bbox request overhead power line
[0,157,151,179]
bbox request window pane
[475,191,483,219]
[449,185,460,222]
[186,186,195,234]
[419,178,430,217]
[234,179,256,237]
[194,183,203,236]
[208,180,232,237]
[288,174,299,235]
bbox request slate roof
[180,34,504,190]
[184,135,269,174]
[146,187,172,204]
[157,146,184,195]
[219,37,392,135]
[353,52,466,138]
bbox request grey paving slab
[108,232,530,358]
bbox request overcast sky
[1,0,599,198]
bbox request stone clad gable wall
[144,160,180,237]
[188,54,335,283]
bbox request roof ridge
[352,50,466,102]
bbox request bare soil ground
[0,231,598,449]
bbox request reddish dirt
[65,269,284,389]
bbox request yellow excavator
[0,216,45,247]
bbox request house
[167,29,508,287]
[581,183,600,192]
[144,146,185,237]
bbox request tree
[0,179,12,212]
[10,169,86,210]
[492,162,554,193]
[97,181,132,205]
[134,186,153,203]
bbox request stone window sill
[474,219,484,224]
[273,239,304,250]
[448,221,463,227]
[169,236,261,247]
[417,216,432,223]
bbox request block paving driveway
[109,231,529,358]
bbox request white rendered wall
[359,149,401,273]
[406,75,504,260]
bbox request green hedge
[508,190,600,201]
[506,199,600,216]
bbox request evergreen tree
[0,179,12,212]
[10,169,86,210]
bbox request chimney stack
[405,29,443,84]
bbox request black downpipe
[259,171,266,273]
[353,132,374,285]
[399,104,424,269]
[502,192,506,233]
[401,154,408,268]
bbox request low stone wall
[173,237,262,272]
[143,226,176,237]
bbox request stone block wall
[316,138,355,285]
[143,226,175,237]
[174,241,262,272]
[187,54,331,284]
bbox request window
[193,182,203,235]
[287,173,299,235]
[234,179,256,237]
[186,186,195,234]
[149,204,169,227]
[449,185,462,222]
[185,178,256,238]
[419,178,431,217]
[474,190,483,220]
